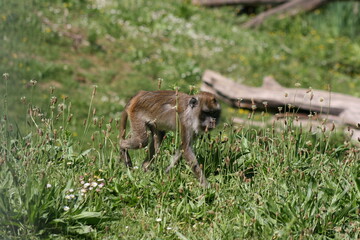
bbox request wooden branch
[232,116,360,142]
[200,70,360,128]
[242,0,329,28]
[192,0,287,6]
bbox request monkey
[119,90,221,187]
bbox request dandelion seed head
[30,79,37,86]
[2,73,9,79]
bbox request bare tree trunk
[242,0,329,28]
[192,0,287,6]
[200,70,360,127]
[201,70,360,142]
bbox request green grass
[1,0,360,239]
[1,81,359,239]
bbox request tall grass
[1,0,360,238]
[1,74,359,239]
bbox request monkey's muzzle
[208,117,217,129]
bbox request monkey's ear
[189,97,198,108]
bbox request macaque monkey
[119,90,221,187]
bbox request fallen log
[232,116,360,142]
[192,0,287,6]
[200,70,360,128]
[242,0,329,28]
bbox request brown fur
[119,90,221,187]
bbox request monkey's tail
[120,109,128,140]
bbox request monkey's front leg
[183,147,209,188]
[165,150,182,173]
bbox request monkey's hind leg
[120,122,149,168]
[120,149,132,168]
[142,128,165,171]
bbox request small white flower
[97,178,105,182]
[69,188,74,193]
[98,183,105,188]
[80,188,87,193]
[156,218,162,222]
[84,183,90,188]
[46,183,52,188]
[63,206,70,211]
[89,187,93,190]
[133,166,139,170]
[166,226,172,230]
[80,180,85,184]
[65,195,71,200]
[69,194,75,199]
[91,182,98,187]
[125,226,129,229]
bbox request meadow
[0,0,359,239]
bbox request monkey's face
[197,92,221,132]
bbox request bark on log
[232,116,360,142]
[200,70,360,128]
[242,0,329,28]
[192,0,287,6]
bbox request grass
[1,77,359,239]
[1,0,360,239]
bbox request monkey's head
[194,92,221,132]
